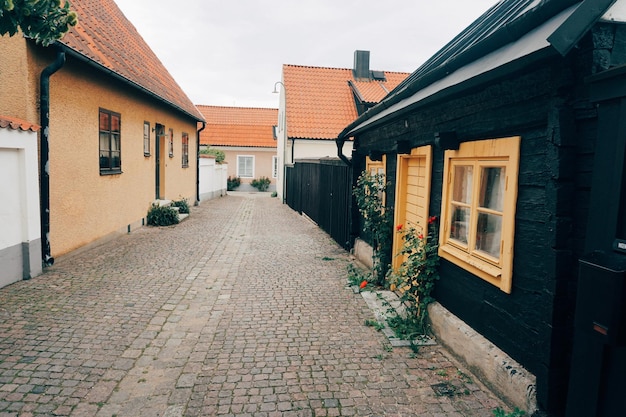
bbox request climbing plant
[353,170,393,286]
[386,216,440,337]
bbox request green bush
[227,176,241,191]
[147,203,179,226]
[171,198,190,214]
[199,147,225,163]
[251,176,271,192]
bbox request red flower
[428,216,438,224]
[396,224,403,231]
[360,280,368,289]
[418,234,424,240]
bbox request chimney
[353,50,370,80]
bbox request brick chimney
[353,50,370,80]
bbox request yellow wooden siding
[392,146,432,271]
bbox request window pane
[238,156,253,177]
[144,122,150,154]
[99,111,109,130]
[453,165,473,203]
[99,152,109,169]
[111,151,121,169]
[475,212,502,258]
[450,205,470,244]
[479,167,505,211]
[99,133,109,152]
[111,134,120,151]
[111,114,120,132]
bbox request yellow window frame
[438,136,520,293]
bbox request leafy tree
[0,0,77,46]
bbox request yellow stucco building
[0,0,204,262]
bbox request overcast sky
[114,0,497,109]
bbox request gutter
[40,49,66,267]
[196,121,206,204]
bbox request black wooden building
[336,0,626,415]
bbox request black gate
[285,159,353,249]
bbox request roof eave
[55,42,205,123]
[337,0,597,141]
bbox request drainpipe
[196,121,206,205]
[39,49,66,267]
[336,136,352,167]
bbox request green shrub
[199,147,225,163]
[227,176,241,191]
[171,198,190,214]
[251,176,271,192]
[147,203,179,226]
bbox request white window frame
[272,155,279,178]
[237,155,255,178]
[438,136,520,293]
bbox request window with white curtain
[237,155,254,178]
[439,136,520,293]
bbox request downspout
[336,136,351,167]
[39,49,66,267]
[196,121,206,205]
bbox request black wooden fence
[285,159,353,249]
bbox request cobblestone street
[0,193,507,416]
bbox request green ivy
[353,171,393,286]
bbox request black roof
[338,0,617,139]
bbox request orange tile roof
[197,106,278,148]
[57,0,203,121]
[0,115,40,132]
[283,64,409,140]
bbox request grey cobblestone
[0,194,509,416]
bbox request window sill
[100,170,122,176]
[439,244,509,292]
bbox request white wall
[0,127,42,287]
[199,156,228,201]
[290,139,353,161]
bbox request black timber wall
[353,51,596,415]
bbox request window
[272,155,279,178]
[181,132,189,168]
[99,109,121,174]
[237,155,254,178]
[439,136,520,293]
[168,128,174,158]
[143,121,150,156]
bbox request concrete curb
[429,301,538,414]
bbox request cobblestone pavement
[0,194,508,416]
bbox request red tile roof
[197,106,278,148]
[57,0,203,121]
[283,64,409,140]
[0,115,40,132]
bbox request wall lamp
[272,81,285,94]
